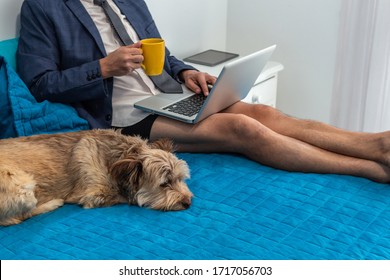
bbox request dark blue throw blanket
[0,56,89,139]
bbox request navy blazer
[17,0,196,128]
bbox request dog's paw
[0,217,23,226]
[48,199,65,209]
[31,199,65,216]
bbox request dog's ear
[125,141,144,155]
[149,138,174,152]
[110,157,143,186]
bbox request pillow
[0,38,18,71]
[0,57,17,138]
[0,55,90,139]
[0,38,19,138]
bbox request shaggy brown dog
[0,129,192,226]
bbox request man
[17,0,390,183]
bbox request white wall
[145,0,228,59]
[227,0,341,123]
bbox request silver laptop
[134,45,276,123]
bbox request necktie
[93,0,183,93]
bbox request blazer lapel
[65,0,107,55]
[114,0,147,39]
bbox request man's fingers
[127,41,142,48]
[186,78,201,94]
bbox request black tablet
[183,49,239,66]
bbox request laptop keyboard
[164,94,207,117]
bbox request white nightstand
[187,60,284,107]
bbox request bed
[1,39,390,260]
[1,151,390,260]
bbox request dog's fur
[0,129,192,226]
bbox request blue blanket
[0,55,89,139]
[1,152,389,260]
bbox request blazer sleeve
[17,0,107,104]
[166,44,198,80]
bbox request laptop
[134,45,276,124]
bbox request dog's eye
[161,182,170,189]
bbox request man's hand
[179,70,217,96]
[99,42,143,78]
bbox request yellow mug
[141,38,165,76]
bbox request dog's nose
[181,198,191,209]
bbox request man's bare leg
[224,102,390,168]
[150,113,390,183]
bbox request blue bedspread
[1,153,389,260]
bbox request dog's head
[110,138,192,211]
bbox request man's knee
[227,114,271,140]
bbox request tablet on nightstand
[183,49,239,66]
